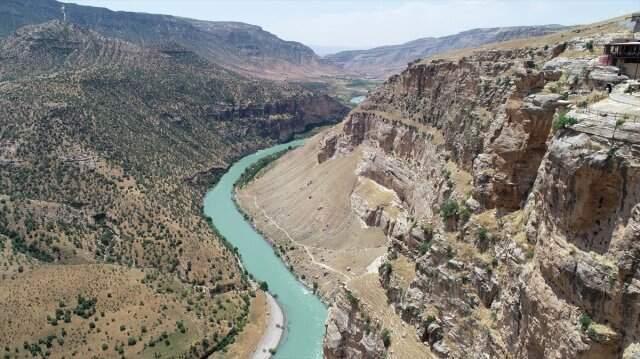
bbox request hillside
[325,25,565,79]
[0,20,347,357]
[238,14,640,358]
[0,0,338,79]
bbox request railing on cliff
[574,108,640,123]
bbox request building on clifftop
[603,41,640,79]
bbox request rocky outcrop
[518,131,640,358]
[324,287,387,359]
[474,93,567,210]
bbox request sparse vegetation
[345,290,359,308]
[236,149,292,188]
[552,113,579,131]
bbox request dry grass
[389,254,416,291]
[218,291,268,359]
[237,132,388,296]
[445,160,474,197]
[0,264,229,358]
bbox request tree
[127,336,137,346]
[259,281,269,292]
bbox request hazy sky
[64,1,638,53]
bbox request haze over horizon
[63,0,638,54]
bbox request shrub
[458,204,471,224]
[478,227,490,243]
[381,328,392,348]
[585,40,594,52]
[345,290,359,307]
[579,313,592,331]
[127,337,137,346]
[421,224,433,238]
[419,241,431,255]
[552,113,578,131]
[259,281,269,292]
[101,344,108,351]
[440,199,459,220]
[74,295,97,319]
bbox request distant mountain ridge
[0,0,337,79]
[325,25,566,78]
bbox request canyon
[238,14,640,359]
[2,1,640,358]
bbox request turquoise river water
[203,139,326,359]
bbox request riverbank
[203,139,327,359]
[252,293,285,359]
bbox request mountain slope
[326,25,565,78]
[0,0,337,79]
[0,20,346,357]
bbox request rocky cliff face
[314,17,640,358]
[324,287,387,359]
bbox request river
[350,95,366,104]
[203,139,326,359]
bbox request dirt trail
[254,195,352,282]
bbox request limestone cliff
[237,14,639,359]
[324,287,387,359]
[316,17,638,358]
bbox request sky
[64,0,639,54]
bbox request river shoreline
[252,292,285,359]
[203,139,327,359]
[232,190,333,306]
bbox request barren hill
[325,25,565,79]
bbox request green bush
[419,241,431,255]
[478,227,490,243]
[127,336,137,346]
[440,199,459,220]
[585,40,594,52]
[345,290,359,307]
[381,328,392,348]
[553,113,578,131]
[579,313,592,331]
